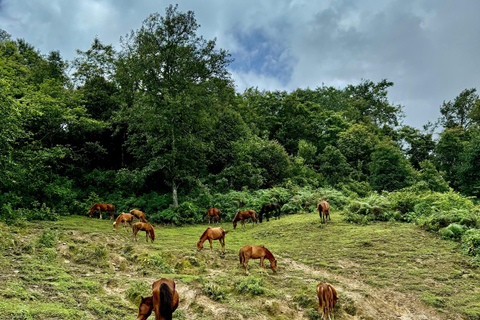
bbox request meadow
[1,210,479,319]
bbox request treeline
[1,6,480,224]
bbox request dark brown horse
[239,244,277,275]
[133,222,155,243]
[136,278,179,320]
[233,210,258,229]
[316,282,338,320]
[113,213,134,232]
[207,208,221,224]
[130,209,148,223]
[196,227,229,254]
[88,203,115,220]
[317,201,330,224]
[259,203,281,223]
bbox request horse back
[152,279,177,319]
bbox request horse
[316,282,338,320]
[233,210,258,229]
[130,209,148,223]
[258,203,281,223]
[133,222,155,243]
[196,227,229,254]
[207,208,221,224]
[113,213,134,232]
[136,278,179,320]
[318,201,330,224]
[87,203,115,220]
[238,244,277,275]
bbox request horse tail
[159,282,173,320]
[223,230,229,236]
[239,248,243,264]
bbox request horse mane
[263,246,275,261]
[114,213,124,224]
[199,227,211,240]
[233,212,240,222]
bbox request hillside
[1,212,479,319]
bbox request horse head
[196,240,204,251]
[112,222,117,231]
[136,296,153,320]
[271,259,278,273]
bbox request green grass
[1,213,479,319]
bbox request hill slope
[1,212,478,319]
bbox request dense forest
[1,5,480,231]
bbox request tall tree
[440,88,479,129]
[117,5,233,206]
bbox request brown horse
[233,210,258,229]
[113,213,134,232]
[207,208,221,224]
[136,278,179,320]
[196,227,229,254]
[88,203,115,220]
[318,201,330,224]
[316,282,338,320]
[239,244,277,275]
[130,209,148,223]
[259,203,281,223]
[133,222,155,243]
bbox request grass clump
[234,276,266,296]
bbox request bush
[461,229,480,258]
[234,277,266,296]
[439,223,467,240]
[203,282,228,301]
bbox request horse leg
[98,209,102,219]
[209,239,213,251]
[260,256,265,269]
[244,256,250,275]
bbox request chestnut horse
[233,210,258,229]
[207,208,221,224]
[133,222,155,243]
[196,227,229,254]
[113,213,134,232]
[130,209,147,223]
[316,282,338,320]
[258,203,281,223]
[88,203,115,220]
[239,244,277,275]
[136,278,179,320]
[318,201,330,224]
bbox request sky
[1,0,479,129]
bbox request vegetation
[2,5,480,319]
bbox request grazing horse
[196,227,229,254]
[316,282,338,320]
[207,208,221,224]
[233,210,258,229]
[239,244,277,275]
[130,209,147,223]
[133,222,155,243]
[113,213,134,232]
[136,278,179,320]
[88,203,115,220]
[318,201,330,224]
[258,203,281,223]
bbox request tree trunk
[172,181,178,208]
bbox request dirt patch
[281,257,461,320]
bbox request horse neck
[263,248,275,261]
[199,228,210,242]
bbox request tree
[457,129,480,196]
[435,127,468,189]
[398,125,435,169]
[440,88,480,129]
[117,5,233,207]
[368,142,415,192]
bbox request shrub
[234,277,265,296]
[125,281,150,305]
[203,282,228,301]
[461,229,480,258]
[439,223,467,240]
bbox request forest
[1,6,480,255]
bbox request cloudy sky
[1,0,479,129]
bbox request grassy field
[1,211,479,319]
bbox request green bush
[234,277,265,296]
[439,223,467,240]
[462,229,480,258]
[203,282,228,301]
